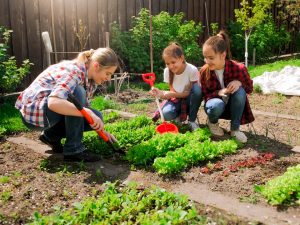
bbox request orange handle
[80,109,109,142]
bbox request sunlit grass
[248,57,300,78]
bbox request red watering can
[142,73,178,134]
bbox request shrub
[110,9,203,81]
[0,26,32,94]
[227,18,291,64]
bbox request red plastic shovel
[142,73,178,134]
[68,93,124,155]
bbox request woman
[15,48,119,161]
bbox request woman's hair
[78,47,119,69]
[201,30,231,82]
[162,42,185,86]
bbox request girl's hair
[201,30,231,82]
[203,30,231,60]
[78,47,119,69]
[162,42,185,86]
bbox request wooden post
[149,0,153,73]
[41,32,53,67]
[114,74,117,95]
[105,32,110,47]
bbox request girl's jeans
[23,85,102,155]
[204,87,246,131]
[162,83,202,122]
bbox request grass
[248,57,300,78]
[0,97,28,135]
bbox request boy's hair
[162,42,185,86]
[79,47,119,69]
[201,30,231,82]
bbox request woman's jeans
[23,85,102,155]
[162,83,202,122]
[204,87,246,131]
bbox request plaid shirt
[15,60,97,127]
[199,60,254,125]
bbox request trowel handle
[68,93,109,142]
[151,86,165,122]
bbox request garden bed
[0,90,300,224]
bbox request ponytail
[77,48,119,69]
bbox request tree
[234,0,274,67]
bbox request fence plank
[39,0,52,68]
[117,0,127,30]
[9,0,28,65]
[52,0,66,62]
[88,0,100,48]
[174,0,181,14]
[187,0,193,20]
[98,0,108,46]
[24,0,42,84]
[0,0,10,28]
[160,0,168,12]
[108,0,118,27]
[77,0,89,51]
[127,0,135,28]
[168,0,174,15]
[64,0,77,53]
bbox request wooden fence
[0,0,298,87]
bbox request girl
[199,31,254,143]
[150,42,202,131]
[15,48,119,162]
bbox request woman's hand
[84,107,104,131]
[103,131,118,143]
[226,80,241,94]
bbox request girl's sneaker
[207,120,224,136]
[188,121,199,131]
[231,130,247,143]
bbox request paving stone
[7,136,53,157]
[291,146,300,153]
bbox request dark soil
[1,90,299,224]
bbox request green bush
[110,9,203,81]
[227,18,291,64]
[0,26,32,93]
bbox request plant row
[126,128,211,166]
[30,182,207,225]
[153,139,239,175]
[255,164,300,205]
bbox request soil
[1,90,300,225]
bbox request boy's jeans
[204,87,246,131]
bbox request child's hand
[218,88,229,97]
[149,88,162,98]
[227,80,241,93]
